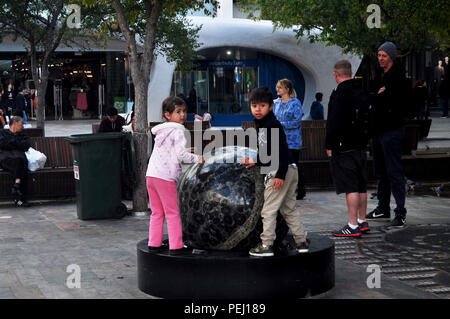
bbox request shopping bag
[25,147,47,171]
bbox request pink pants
[146,176,184,250]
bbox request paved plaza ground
[0,111,449,301]
[1,189,449,300]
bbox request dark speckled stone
[178,146,288,251]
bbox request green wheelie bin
[66,132,128,220]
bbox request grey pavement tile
[16,254,43,267]
[0,247,25,256]
[0,237,25,243]
[314,259,440,299]
[13,268,48,287]
[81,279,136,299]
[89,265,130,279]
[0,255,22,269]
[68,286,105,299]
[38,253,70,267]
[1,184,449,299]
[37,284,75,299]
[0,287,15,299]
[0,271,21,288]
[37,266,71,285]
[11,285,46,299]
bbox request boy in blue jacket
[241,86,309,257]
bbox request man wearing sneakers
[0,116,31,207]
[326,60,371,237]
[366,41,408,227]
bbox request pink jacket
[146,122,198,182]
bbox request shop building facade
[0,34,131,120]
[148,0,361,126]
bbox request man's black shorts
[329,149,367,194]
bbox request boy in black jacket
[326,60,371,237]
[241,86,309,257]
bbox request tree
[81,0,217,212]
[239,0,449,90]
[238,0,450,57]
[0,0,86,130]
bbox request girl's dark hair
[162,96,186,119]
[249,86,274,105]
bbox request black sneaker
[169,245,192,255]
[249,243,274,257]
[296,239,310,253]
[332,225,361,237]
[391,213,406,228]
[297,189,306,200]
[358,221,370,232]
[14,199,30,207]
[366,207,390,220]
[148,242,168,251]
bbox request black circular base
[137,234,335,299]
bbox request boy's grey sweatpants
[260,166,307,246]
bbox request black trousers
[372,127,406,213]
[0,157,28,199]
[289,149,306,199]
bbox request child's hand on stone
[240,157,255,168]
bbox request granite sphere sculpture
[178,146,288,251]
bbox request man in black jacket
[14,87,28,123]
[0,116,31,207]
[366,41,408,227]
[326,60,371,237]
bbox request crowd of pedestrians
[0,84,32,128]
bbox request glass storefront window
[208,66,257,115]
[172,70,208,114]
[170,46,305,126]
[171,64,258,116]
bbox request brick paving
[1,189,449,299]
[0,116,448,299]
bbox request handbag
[25,147,47,171]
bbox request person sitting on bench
[0,116,31,207]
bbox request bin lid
[65,132,125,143]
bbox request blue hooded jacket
[273,97,303,149]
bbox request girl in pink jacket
[146,96,203,253]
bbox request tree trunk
[35,66,49,130]
[132,81,149,212]
[111,0,161,212]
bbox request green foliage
[80,0,217,69]
[238,0,450,56]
